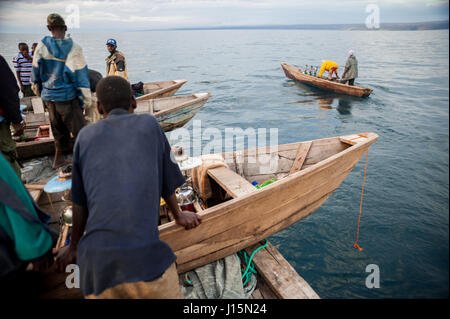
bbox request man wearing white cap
[341,50,358,85]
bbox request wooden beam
[207,167,256,198]
[289,141,312,174]
[245,241,320,299]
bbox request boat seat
[31,97,45,114]
[207,167,256,198]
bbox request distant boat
[16,93,210,159]
[281,62,373,98]
[136,79,187,101]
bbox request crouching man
[54,76,201,298]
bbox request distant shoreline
[0,20,448,34]
[161,21,449,32]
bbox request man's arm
[164,193,202,230]
[54,203,88,272]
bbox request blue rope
[238,239,268,286]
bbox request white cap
[348,50,354,56]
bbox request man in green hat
[31,13,91,169]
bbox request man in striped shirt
[13,43,35,97]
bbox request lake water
[0,29,448,298]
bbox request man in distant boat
[317,60,340,80]
[54,76,202,298]
[31,13,91,169]
[105,38,128,81]
[13,43,35,97]
[340,50,358,86]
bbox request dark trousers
[341,78,355,85]
[22,85,35,97]
[46,98,85,152]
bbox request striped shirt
[13,53,33,85]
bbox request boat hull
[160,133,378,273]
[281,62,372,98]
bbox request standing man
[54,76,202,298]
[31,13,91,169]
[31,43,38,58]
[341,50,358,86]
[13,43,35,97]
[318,60,340,80]
[105,39,128,81]
[0,55,24,177]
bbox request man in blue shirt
[54,76,201,298]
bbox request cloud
[0,0,448,33]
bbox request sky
[0,0,448,33]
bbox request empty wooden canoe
[160,132,378,273]
[136,79,187,101]
[281,62,373,98]
[135,93,210,132]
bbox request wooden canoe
[28,181,318,299]
[160,132,378,273]
[281,62,373,98]
[136,79,187,101]
[16,93,210,159]
[135,93,210,132]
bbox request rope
[238,239,268,286]
[354,149,369,251]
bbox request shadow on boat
[289,80,361,115]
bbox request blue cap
[106,38,117,46]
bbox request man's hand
[54,244,77,273]
[175,211,202,230]
[31,249,54,272]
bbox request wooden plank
[289,141,312,174]
[207,167,256,198]
[340,133,369,145]
[31,98,45,114]
[246,241,320,299]
[28,189,43,202]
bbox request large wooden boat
[16,93,210,159]
[160,132,378,273]
[281,62,373,98]
[136,79,187,101]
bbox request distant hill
[163,21,449,31]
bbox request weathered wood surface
[289,141,312,175]
[281,62,373,98]
[246,241,319,299]
[136,79,187,101]
[160,133,378,274]
[207,167,257,198]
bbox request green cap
[47,13,66,27]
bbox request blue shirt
[70,108,185,296]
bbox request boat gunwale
[148,93,210,117]
[159,132,378,235]
[136,79,187,101]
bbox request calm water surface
[1,29,448,298]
